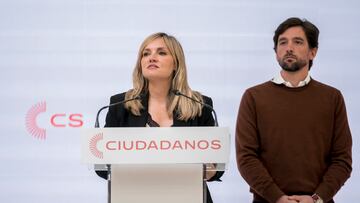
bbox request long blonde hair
[124,32,204,121]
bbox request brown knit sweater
[235,79,352,203]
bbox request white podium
[82,127,230,203]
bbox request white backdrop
[0,0,359,202]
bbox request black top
[96,92,224,203]
[104,92,217,128]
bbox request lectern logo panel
[82,128,230,164]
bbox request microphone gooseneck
[172,90,219,127]
[94,95,142,128]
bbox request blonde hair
[124,32,204,121]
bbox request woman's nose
[148,53,158,62]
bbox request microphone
[172,90,219,127]
[94,94,142,194]
[94,95,142,128]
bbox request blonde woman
[96,32,223,203]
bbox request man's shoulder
[310,79,342,95]
[239,81,274,102]
[246,80,273,93]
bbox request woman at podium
[96,32,223,203]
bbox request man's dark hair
[273,17,319,69]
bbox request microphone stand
[172,90,219,127]
[94,95,141,203]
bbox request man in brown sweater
[235,17,352,203]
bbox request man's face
[276,26,317,72]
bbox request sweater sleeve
[235,90,284,203]
[315,91,352,202]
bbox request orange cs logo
[25,101,84,140]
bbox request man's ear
[309,47,318,60]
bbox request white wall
[0,0,359,202]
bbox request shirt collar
[271,72,311,88]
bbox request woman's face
[141,38,175,82]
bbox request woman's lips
[147,64,159,69]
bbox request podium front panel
[111,164,203,203]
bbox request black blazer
[96,92,224,203]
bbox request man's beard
[278,54,307,72]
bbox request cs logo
[25,101,83,140]
[89,133,103,159]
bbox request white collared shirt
[271,73,311,88]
